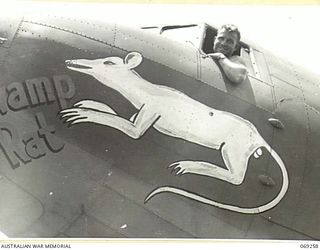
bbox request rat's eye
[104,61,115,65]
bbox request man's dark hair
[218,24,241,42]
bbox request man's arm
[207,53,248,84]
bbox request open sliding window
[199,23,274,113]
[201,23,269,82]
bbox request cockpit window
[201,26,217,54]
[240,47,256,77]
[142,24,203,49]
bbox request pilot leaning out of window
[205,24,248,84]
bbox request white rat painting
[60,52,288,214]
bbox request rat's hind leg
[168,143,250,185]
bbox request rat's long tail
[145,146,289,214]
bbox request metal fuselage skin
[0,13,319,239]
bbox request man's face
[213,29,238,57]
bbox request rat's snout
[65,59,76,67]
[65,59,92,70]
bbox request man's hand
[207,52,226,60]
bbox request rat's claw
[176,167,185,176]
[65,115,84,123]
[171,166,179,174]
[167,162,186,176]
[70,117,88,125]
[168,162,178,169]
[59,108,81,114]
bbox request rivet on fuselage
[0,37,8,44]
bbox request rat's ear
[124,52,143,69]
